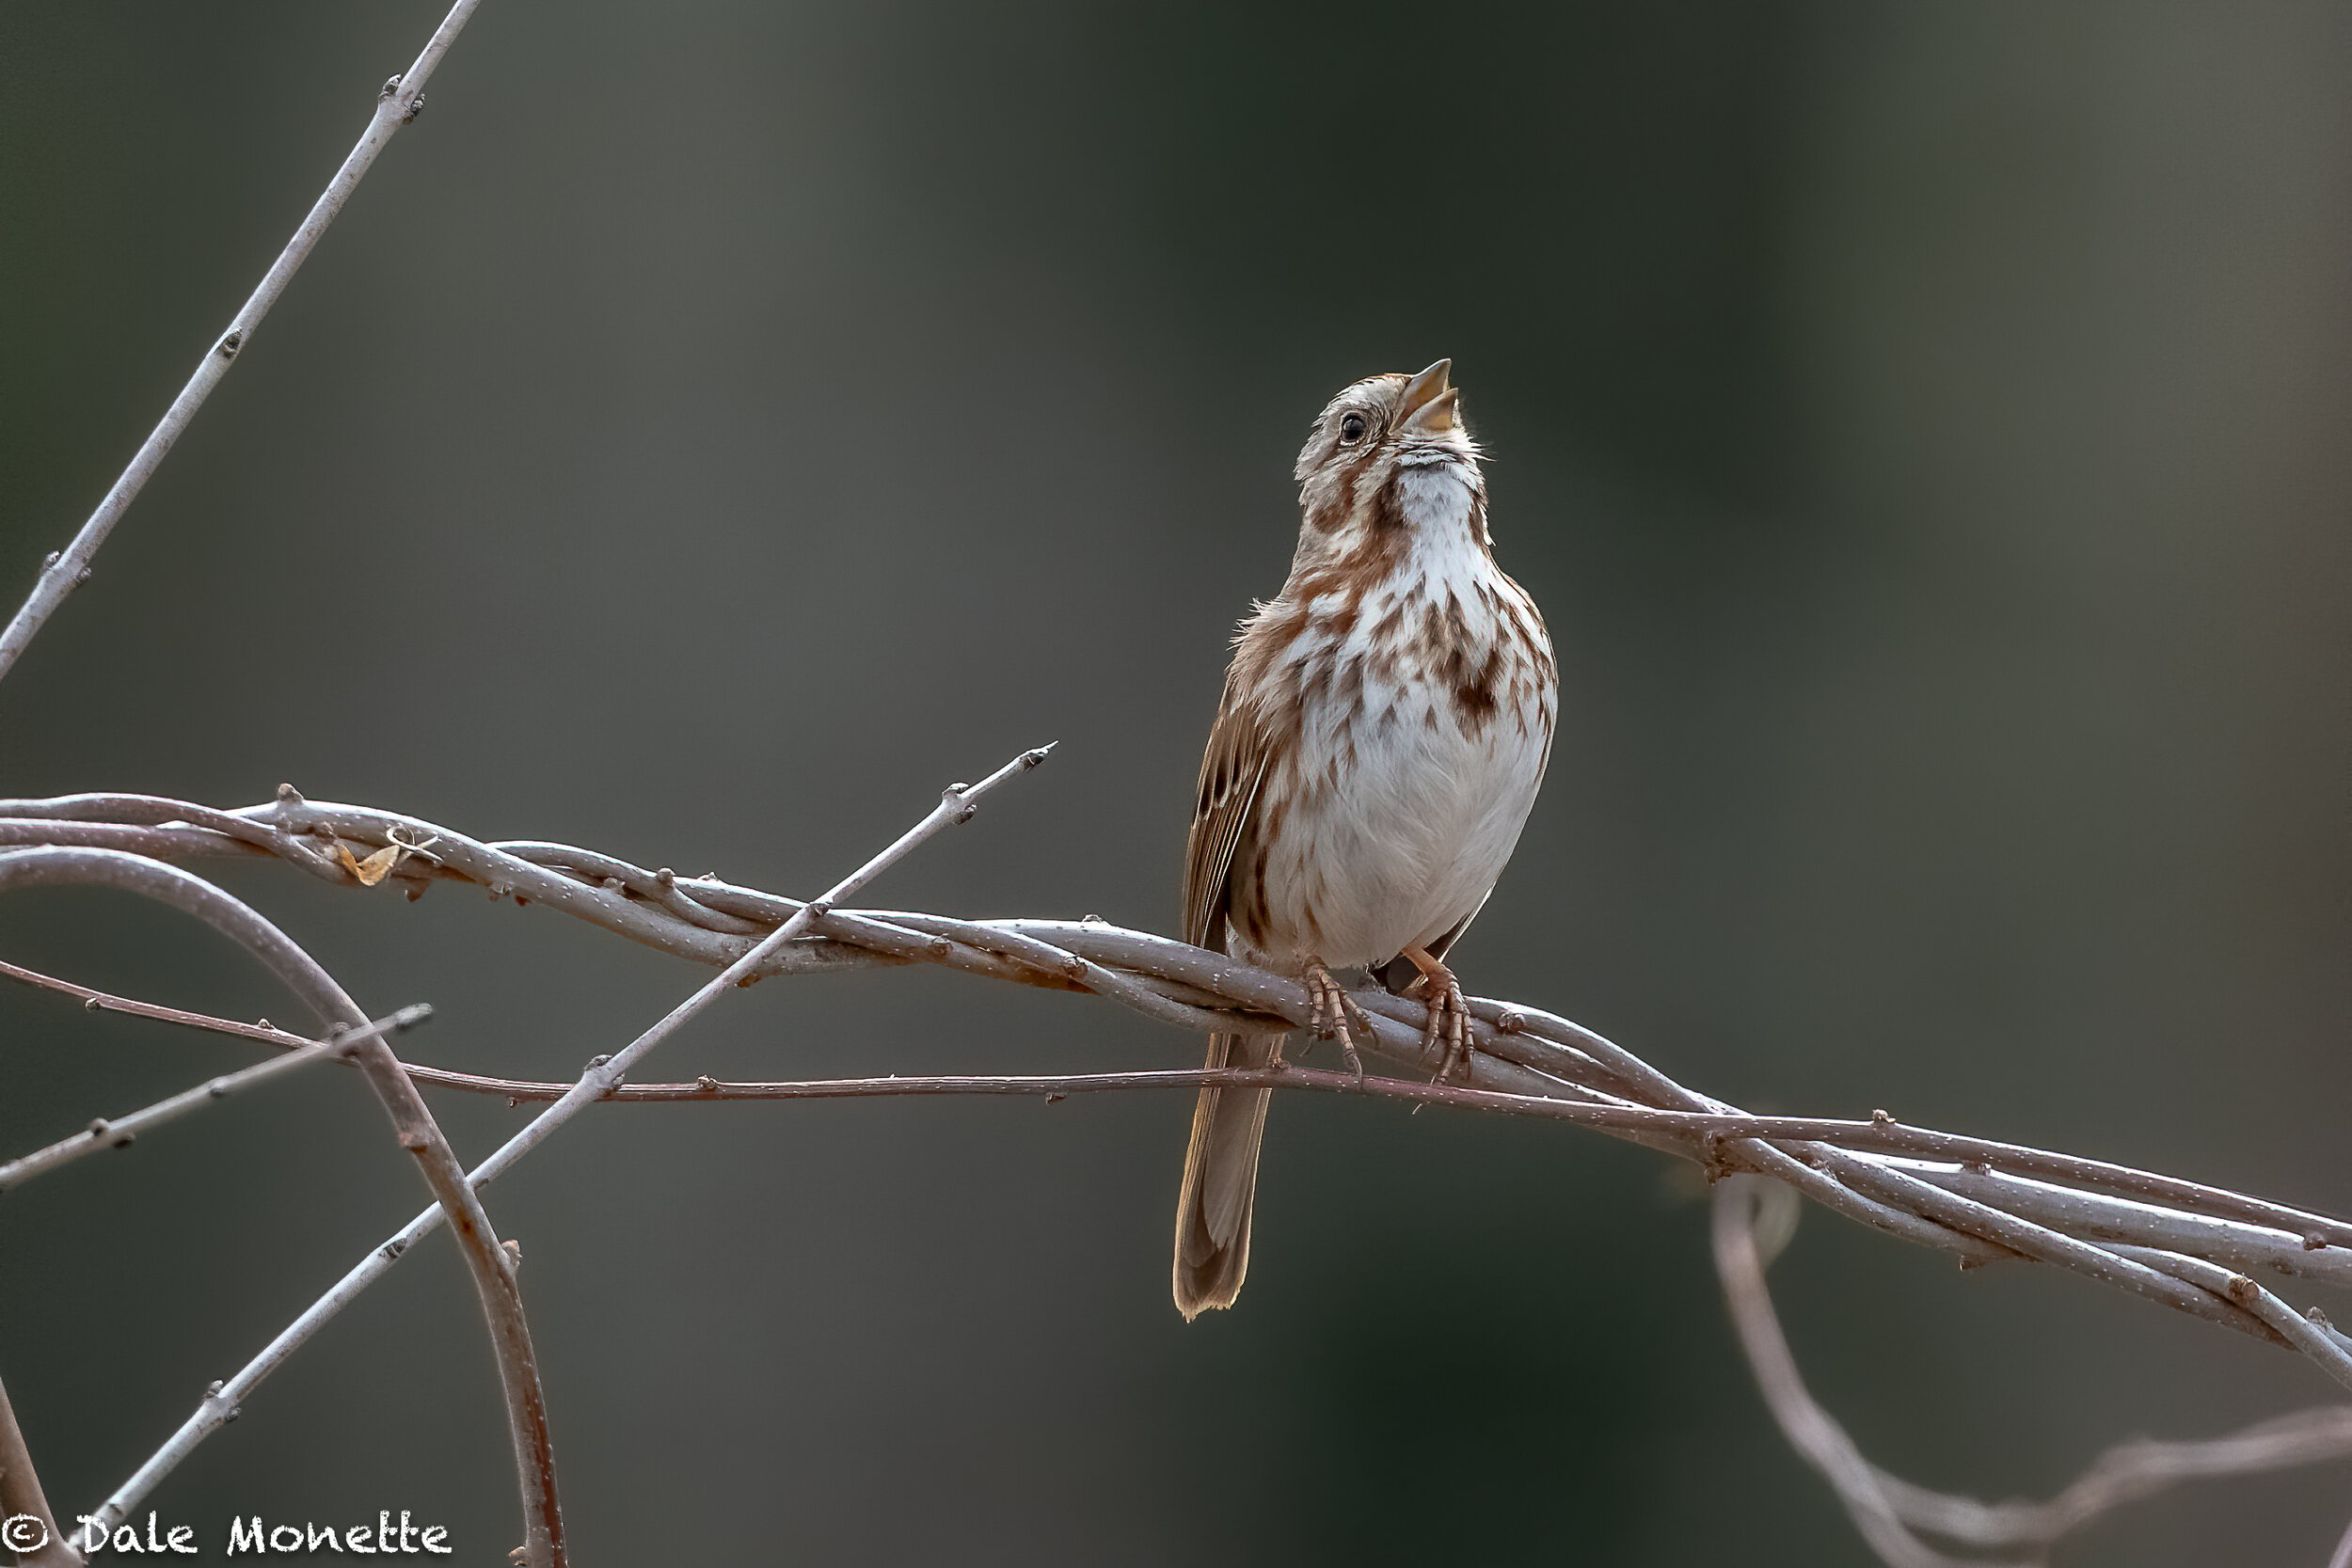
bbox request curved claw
[1425,975,1470,1085]
[1397,944,1471,1085]
[1304,962,1366,1079]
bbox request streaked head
[1289,360,1487,569]
[1294,359,1475,487]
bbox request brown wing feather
[1182,672,1269,954]
[1175,672,1277,1318]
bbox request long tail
[1172,1031,1279,1319]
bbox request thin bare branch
[0,848,563,1568]
[2106,1245,2352,1388]
[79,746,1051,1545]
[1712,1179,2352,1567]
[1880,1408,2352,1554]
[0,1370,77,1568]
[1714,1177,1964,1568]
[0,1003,430,1194]
[0,0,481,687]
[0,956,321,1048]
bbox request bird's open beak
[1398,358,1459,436]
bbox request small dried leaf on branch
[333,826,440,886]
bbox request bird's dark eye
[1339,412,1368,444]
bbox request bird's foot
[1304,961,1367,1080]
[1401,945,1471,1085]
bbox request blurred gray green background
[3,3,2348,1562]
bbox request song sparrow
[1172,359,1557,1318]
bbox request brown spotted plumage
[1172,360,1557,1318]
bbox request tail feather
[1172,1032,1279,1318]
